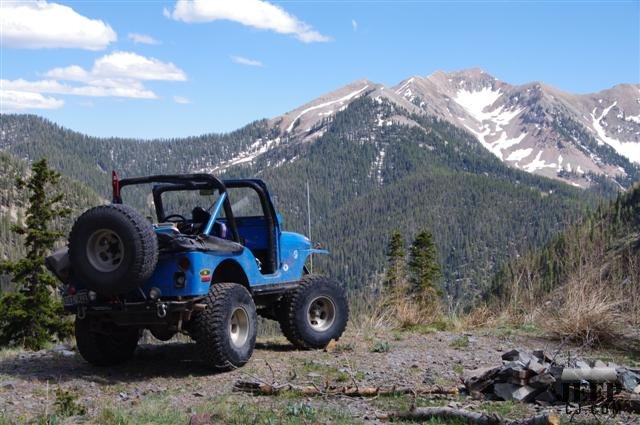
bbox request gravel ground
[1,325,638,424]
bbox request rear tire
[69,204,158,296]
[75,316,139,366]
[192,283,257,370]
[279,275,349,349]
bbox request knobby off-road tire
[192,283,257,371]
[69,204,158,296]
[279,275,349,349]
[75,317,139,366]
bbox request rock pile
[463,349,640,405]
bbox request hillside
[0,96,607,304]
[0,152,102,290]
[487,183,640,325]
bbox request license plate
[63,291,89,307]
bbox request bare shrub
[460,305,497,330]
[350,297,395,332]
[537,278,627,347]
[347,275,395,333]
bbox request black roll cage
[113,173,279,273]
[114,174,241,242]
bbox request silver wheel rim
[229,307,250,348]
[86,229,124,273]
[307,296,336,332]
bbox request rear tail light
[178,257,190,271]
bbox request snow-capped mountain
[391,69,639,187]
[270,79,421,141]
[263,68,639,188]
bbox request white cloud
[2,78,157,99]
[0,1,116,50]
[167,0,330,43]
[1,90,64,111]
[231,55,263,67]
[91,51,187,81]
[128,32,161,45]
[351,19,358,31]
[173,95,191,104]
[44,51,186,82]
[2,51,187,109]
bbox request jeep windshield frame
[113,173,241,243]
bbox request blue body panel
[141,230,314,297]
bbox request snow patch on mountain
[464,123,527,161]
[195,137,282,173]
[286,85,369,133]
[523,151,558,172]
[591,102,640,164]
[369,146,387,184]
[490,106,524,131]
[507,148,533,162]
[395,78,415,95]
[454,87,502,122]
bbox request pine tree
[383,231,406,296]
[408,229,442,306]
[0,158,72,349]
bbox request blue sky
[1,0,639,138]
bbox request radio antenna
[306,180,313,273]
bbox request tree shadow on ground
[0,340,297,384]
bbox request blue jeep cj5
[46,173,349,370]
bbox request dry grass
[349,288,500,334]
[458,305,497,330]
[494,214,640,348]
[535,278,628,347]
[393,298,430,329]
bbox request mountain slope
[0,114,275,198]
[0,152,102,290]
[487,183,640,324]
[391,70,640,188]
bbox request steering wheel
[163,214,188,224]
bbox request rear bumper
[65,298,204,326]
[63,281,302,326]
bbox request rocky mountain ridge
[252,68,640,188]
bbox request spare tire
[69,204,158,295]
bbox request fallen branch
[387,407,559,425]
[232,380,458,397]
[605,393,640,415]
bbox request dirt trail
[0,327,638,424]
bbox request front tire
[279,275,349,349]
[75,316,139,366]
[192,283,257,370]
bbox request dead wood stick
[232,380,458,397]
[606,393,640,415]
[388,407,559,425]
